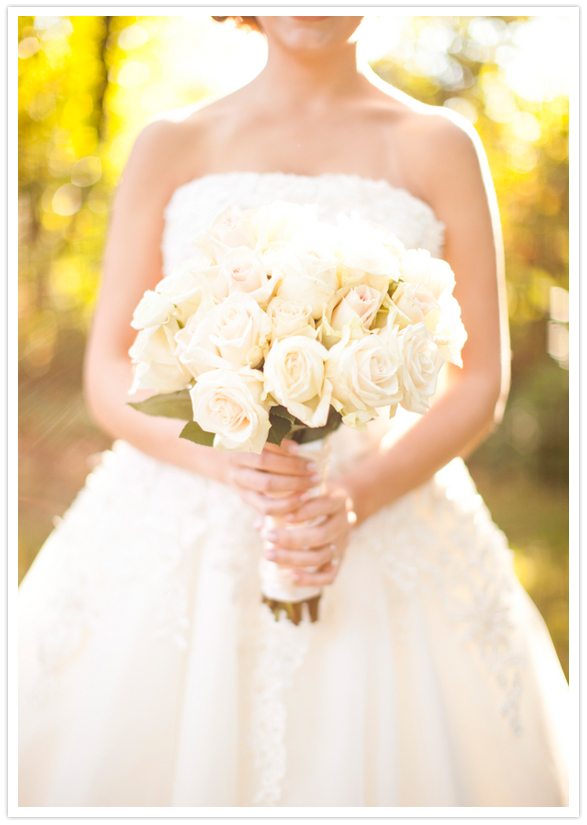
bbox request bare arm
[341,115,510,523]
[83,121,230,482]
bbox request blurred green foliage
[18,15,569,675]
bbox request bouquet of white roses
[128,201,467,622]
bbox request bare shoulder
[402,105,482,166]
[120,115,202,198]
[387,101,488,202]
[118,91,232,194]
[360,77,487,203]
[383,99,499,268]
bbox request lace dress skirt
[18,433,569,807]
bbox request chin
[258,15,363,52]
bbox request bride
[19,15,568,808]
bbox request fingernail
[310,474,322,484]
[253,517,263,529]
[284,513,296,521]
[263,530,278,541]
[291,572,301,581]
[265,550,277,560]
[286,441,299,454]
[306,461,318,472]
[300,491,313,501]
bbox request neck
[253,40,365,109]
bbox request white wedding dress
[19,172,569,808]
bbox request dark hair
[211,16,262,33]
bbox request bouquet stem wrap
[260,437,330,624]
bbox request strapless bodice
[161,170,447,474]
[161,170,445,276]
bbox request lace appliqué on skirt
[248,606,314,806]
[368,458,526,736]
[25,443,206,706]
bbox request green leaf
[267,411,294,446]
[267,404,343,446]
[269,405,296,424]
[128,389,193,420]
[178,420,216,447]
[387,279,401,298]
[293,408,343,444]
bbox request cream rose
[129,321,192,395]
[298,246,339,279]
[263,336,332,427]
[174,294,216,368]
[157,256,219,301]
[193,206,258,263]
[261,241,290,271]
[338,213,405,257]
[399,322,445,414]
[152,257,220,325]
[190,368,270,453]
[176,293,270,376]
[213,247,275,305]
[330,284,384,332]
[208,205,257,249]
[214,246,266,296]
[336,215,402,290]
[391,282,442,331]
[326,326,403,428]
[131,291,175,330]
[276,255,339,320]
[399,249,455,300]
[252,201,318,251]
[267,296,316,341]
[434,294,468,366]
[133,256,220,331]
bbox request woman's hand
[227,439,320,517]
[260,486,357,587]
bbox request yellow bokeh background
[18,14,570,675]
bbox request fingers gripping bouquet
[128,201,467,624]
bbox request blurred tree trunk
[96,16,111,143]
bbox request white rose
[174,303,208,366]
[176,293,271,376]
[297,246,339,279]
[208,205,257,249]
[214,246,275,305]
[131,291,175,330]
[152,257,220,325]
[335,215,402,289]
[330,284,384,333]
[263,336,332,427]
[129,320,192,394]
[267,296,316,341]
[326,326,403,428]
[193,206,258,263]
[190,368,270,453]
[399,249,455,300]
[434,294,468,366]
[157,257,219,303]
[261,241,291,271]
[399,322,445,414]
[292,219,339,258]
[391,282,442,331]
[337,213,405,257]
[252,201,318,251]
[276,255,338,320]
